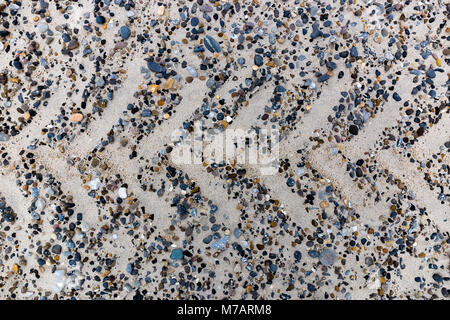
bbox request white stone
[35,198,46,211]
[87,178,101,190]
[118,187,127,199]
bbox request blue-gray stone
[311,23,323,40]
[141,109,151,117]
[318,73,330,82]
[254,54,263,66]
[308,250,319,258]
[186,65,198,77]
[119,26,131,40]
[319,249,337,266]
[0,133,10,142]
[393,92,401,101]
[426,69,436,78]
[204,35,221,53]
[170,248,183,260]
[147,61,166,73]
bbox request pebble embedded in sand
[71,113,83,122]
[118,187,127,199]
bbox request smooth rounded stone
[31,212,40,220]
[141,109,151,117]
[319,249,337,266]
[114,41,128,50]
[87,178,101,191]
[393,92,402,101]
[308,250,319,258]
[38,23,49,33]
[119,26,131,40]
[432,273,443,283]
[52,270,67,293]
[96,16,106,24]
[294,251,302,262]
[68,39,79,50]
[349,125,359,135]
[191,17,199,26]
[206,77,215,88]
[70,113,83,122]
[186,65,198,77]
[318,73,330,82]
[237,57,245,65]
[426,69,436,78]
[254,54,263,66]
[35,198,46,211]
[51,245,62,254]
[199,4,213,13]
[118,187,127,199]
[204,35,221,53]
[365,257,374,266]
[13,60,23,70]
[0,132,10,142]
[80,222,90,233]
[170,248,183,260]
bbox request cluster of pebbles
[0,0,448,300]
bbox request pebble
[319,249,337,266]
[118,187,127,199]
[170,248,183,260]
[38,24,49,33]
[204,35,221,53]
[70,113,83,122]
[119,26,131,40]
[0,133,10,142]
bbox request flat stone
[147,61,166,73]
[319,249,337,266]
[0,132,10,142]
[119,26,131,40]
[71,113,83,122]
[170,248,183,260]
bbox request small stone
[157,6,165,16]
[71,113,83,122]
[392,92,402,101]
[170,248,183,260]
[147,61,166,73]
[319,249,337,266]
[186,66,198,77]
[35,198,46,211]
[0,132,10,142]
[68,40,79,50]
[254,54,263,66]
[38,23,48,33]
[318,74,330,82]
[204,35,221,53]
[87,178,101,191]
[96,16,106,24]
[349,125,359,135]
[119,26,131,40]
[426,69,436,78]
[51,245,62,254]
[118,187,127,199]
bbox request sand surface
[0,0,448,300]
